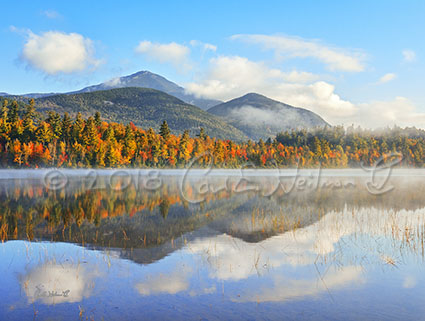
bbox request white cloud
[22,261,96,305]
[355,97,425,128]
[135,269,191,296]
[402,49,417,63]
[237,266,363,302]
[104,77,122,87]
[135,40,191,71]
[185,56,321,99]
[190,40,217,52]
[189,206,425,283]
[230,105,286,126]
[186,56,284,101]
[9,25,26,34]
[378,73,397,84]
[231,34,366,72]
[185,55,355,122]
[403,276,417,289]
[203,43,217,52]
[21,30,101,75]
[186,55,425,128]
[129,204,425,303]
[283,70,320,83]
[42,10,61,19]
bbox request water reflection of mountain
[1,174,425,265]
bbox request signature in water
[180,152,403,203]
[42,152,403,201]
[34,284,70,299]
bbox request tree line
[1,98,424,168]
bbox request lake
[1,168,425,320]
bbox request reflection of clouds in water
[135,268,218,297]
[22,261,97,305]
[135,269,191,296]
[132,205,424,302]
[238,266,363,302]
[403,276,417,289]
[188,206,425,281]
[189,286,216,297]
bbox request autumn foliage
[0,99,424,168]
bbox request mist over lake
[0,169,424,320]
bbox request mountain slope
[1,92,58,100]
[73,70,221,110]
[207,93,329,140]
[34,87,247,141]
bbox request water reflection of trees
[2,175,425,253]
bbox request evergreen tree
[35,122,53,143]
[123,124,136,160]
[105,145,119,167]
[3,106,425,169]
[0,100,10,138]
[103,125,116,143]
[82,117,99,147]
[46,111,62,139]
[197,127,206,140]
[94,111,102,128]
[1,100,8,122]
[181,130,190,144]
[214,141,225,164]
[8,101,19,124]
[193,139,205,165]
[258,139,266,151]
[61,113,72,143]
[9,100,23,140]
[159,120,171,140]
[72,112,85,143]
[22,99,36,142]
[313,137,322,159]
[82,117,99,166]
[178,130,190,162]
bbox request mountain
[19,92,58,99]
[72,70,221,110]
[207,93,329,140]
[1,71,220,109]
[1,92,58,102]
[34,87,248,141]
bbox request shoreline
[0,167,424,179]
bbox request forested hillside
[0,98,423,168]
[32,87,248,141]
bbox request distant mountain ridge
[1,71,221,110]
[207,93,329,140]
[0,92,58,99]
[34,87,247,141]
[71,71,221,110]
[1,72,331,141]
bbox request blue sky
[1,0,424,127]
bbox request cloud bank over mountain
[7,26,425,130]
[184,52,424,129]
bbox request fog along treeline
[1,98,425,168]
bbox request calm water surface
[1,169,425,320]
